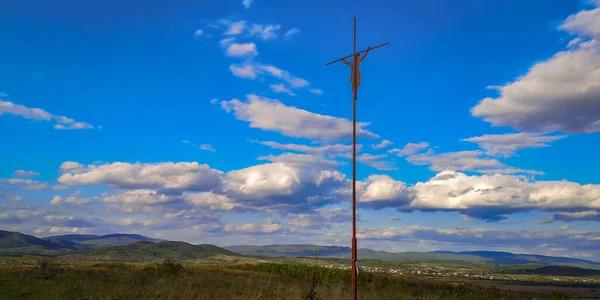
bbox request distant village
[320,263,600,284]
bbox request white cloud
[269,83,296,96]
[1,178,49,190]
[258,152,340,169]
[199,144,216,152]
[286,207,350,230]
[12,170,40,177]
[195,29,204,37]
[309,88,323,95]
[357,154,397,171]
[284,28,300,40]
[226,43,258,57]
[0,100,96,130]
[228,63,310,89]
[249,24,281,40]
[406,150,504,172]
[371,140,393,149]
[229,64,257,79]
[50,196,62,205]
[402,171,600,220]
[554,211,600,222]
[0,92,8,97]
[58,161,223,191]
[224,20,247,35]
[54,122,94,130]
[221,94,378,141]
[462,133,566,157]
[358,225,600,254]
[222,160,346,212]
[242,0,253,9]
[257,64,309,88]
[471,3,600,133]
[255,140,358,158]
[476,168,545,176]
[225,219,281,234]
[219,37,236,47]
[388,142,429,157]
[182,192,240,211]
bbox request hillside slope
[60,241,238,262]
[44,233,163,247]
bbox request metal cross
[325,17,389,300]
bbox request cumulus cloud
[12,170,40,177]
[58,162,223,191]
[471,3,600,133]
[223,161,346,212]
[226,43,258,57]
[220,94,378,141]
[462,133,566,157]
[0,100,96,130]
[388,142,429,157]
[401,171,600,220]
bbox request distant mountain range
[224,244,600,270]
[0,230,234,261]
[43,233,164,247]
[2,230,599,270]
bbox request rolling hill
[0,230,95,257]
[43,233,163,247]
[60,241,238,262]
[225,244,600,269]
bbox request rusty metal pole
[351,16,358,300]
[323,18,389,300]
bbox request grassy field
[0,258,576,300]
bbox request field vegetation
[0,258,575,300]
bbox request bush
[157,259,183,276]
[549,290,570,300]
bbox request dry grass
[0,259,566,300]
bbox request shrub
[549,290,570,300]
[157,259,183,276]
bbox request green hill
[43,233,163,247]
[59,241,238,262]
[0,230,93,250]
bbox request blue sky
[2,0,600,260]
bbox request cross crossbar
[325,42,389,66]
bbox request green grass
[0,258,567,300]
